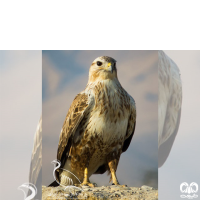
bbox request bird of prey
[158,51,182,167]
[50,56,136,187]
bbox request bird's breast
[86,82,130,143]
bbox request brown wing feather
[122,122,136,152]
[122,98,136,152]
[57,92,92,171]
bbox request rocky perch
[42,185,158,200]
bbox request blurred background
[159,51,200,200]
[42,50,158,188]
[0,51,42,200]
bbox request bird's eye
[97,61,102,66]
[113,63,116,67]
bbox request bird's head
[88,56,117,83]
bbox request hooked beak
[107,63,113,73]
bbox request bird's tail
[48,181,59,187]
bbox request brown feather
[122,122,136,153]
[56,92,92,180]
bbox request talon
[113,182,120,186]
[122,184,128,187]
[81,182,95,188]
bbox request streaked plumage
[51,56,136,186]
[158,51,182,167]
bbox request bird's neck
[87,78,124,106]
[87,78,120,92]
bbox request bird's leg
[81,167,96,187]
[107,151,127,187]
[108,160,120,185]
[82,167,89,184]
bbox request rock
[110,186,131,192]
[115,192,121,198]
[42,185,158,200]
[141,185,154,190]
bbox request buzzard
[50,56,136,187]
